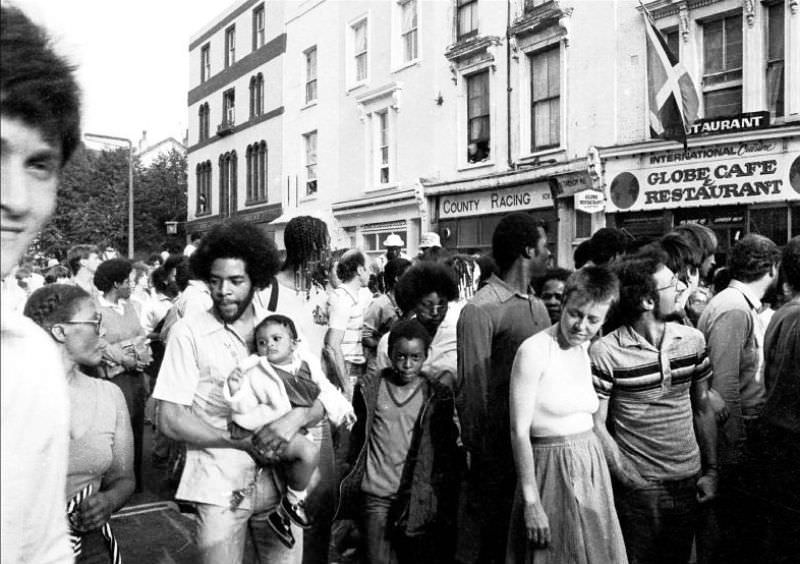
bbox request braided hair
[445,254,479,303]
[282,216,331,292]
[24,284,90,329]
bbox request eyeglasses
[656,275,679,292]
[60,313,103,334]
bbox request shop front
[434,182,557,258]
[603,130,800,261]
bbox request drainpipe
[506,0,515,170]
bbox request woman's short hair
[660,232,702,277]
[388,319,432,355]
[674,223,718,260]
[395,262,459,314]
[24,284,90,329]
[93,258,132,292]
[255,313,298,340]
[189,220,281,289]
[336,250,366,283]
[563,266,619,306]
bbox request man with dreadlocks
[255,215,351,564]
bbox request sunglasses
[60,313,103,335]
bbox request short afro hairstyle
[780,236,800,292]
[93,258,132,292]
[24,284,90,329]
[573,239,594,269]
[492,213,546,273]
[388,319,432,356]
[533,267,573,297]
[1,6,82,165]
[588,228,631,265]
[729,234,781,283]
[384,258,412,291]
[189,220,281,289]
[395,262,458,314]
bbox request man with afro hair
[154,220,328,562]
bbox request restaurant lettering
[648,140,776,165]
[687,111,770,137]
[643,159,782,205]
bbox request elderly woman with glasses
[24,284,134,563]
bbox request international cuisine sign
[604,139,800,213]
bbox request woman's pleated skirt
[506,430,628,564]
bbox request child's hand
[228,368,243,396]
[342,412,357,431]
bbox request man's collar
[728,280,762,311]
[618,322,682,350]
[97,295,126,313]
[485,274,532,303]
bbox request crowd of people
[2,5,799,564]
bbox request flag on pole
[641,2,699,149]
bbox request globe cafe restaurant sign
[605,139,800,213]
[438,182,551,219]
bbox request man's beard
[215,287,255,323]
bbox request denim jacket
[335,368,464,537]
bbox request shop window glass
[576,211,591,239]
[749,207,787,245]
[791,206,800,237]
[664,28,679,60]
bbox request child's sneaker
[265,509,295,549]
[282,496,312,529]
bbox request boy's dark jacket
[335,367,464,536]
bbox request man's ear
[641,295,656,312]
[522,246,533,260]
[50,324,67,344]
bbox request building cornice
[422,160,581,196]
[190,0,262,51]
[331,188,418,216]
[188,34,286,106]
[597,124,800,160]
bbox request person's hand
[252,410,303,458]
[74,492,114,532]
[135,341,153,369]
[342,412,357,431]
[228,368,244,396]
[708,388,729,424]
[104,343,137,370]
[523,502,550,548]
[696,470,718,504]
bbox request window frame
[200,43,211,83]
[529,45,561,152]
[196,161,211,216]
[400,0,418,63]
[303,130,318,197]
[223,89,236,126]
[466,70,491,164]
[701,13,743,119]
[352,17,369,84]
[765,1,785,119]
[225,25,236,68]
[305,46,318,104]
[376,110,391,185]
[253,4,265,50]
[457,0,479,41]
[249,74,264,118]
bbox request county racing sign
[604,138,800,213]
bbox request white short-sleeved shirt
[153,307,275,509]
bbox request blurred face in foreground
[557,293,611,348]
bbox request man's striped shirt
[590,322,712,480]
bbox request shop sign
[438,182,551,219]
[688,111,770,137]
[605,139,800,213]
[574,189,605,214]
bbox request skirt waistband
[530,429,596,446]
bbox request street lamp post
[84,133,134,258]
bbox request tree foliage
[37,146,187,260]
